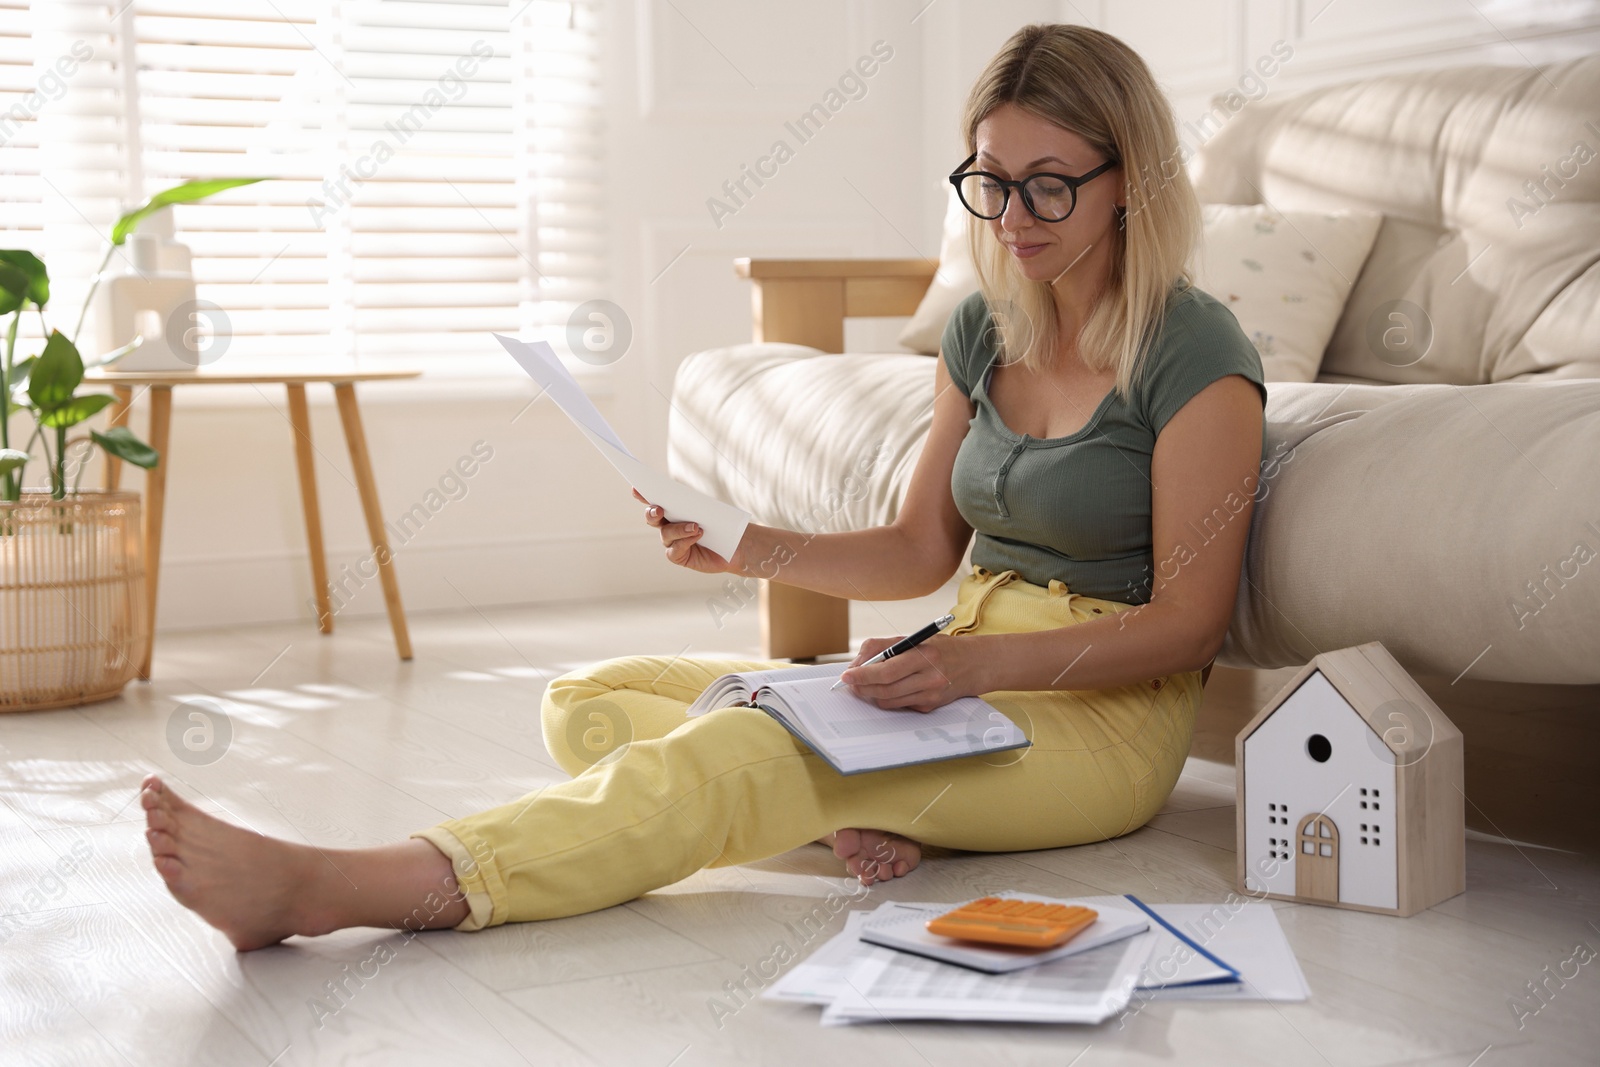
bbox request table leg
[104,385,133,491]
[286,384,333,634]
[137,386,173,680]
[332,383,412,661]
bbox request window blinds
[0,0,42,249]
[1,0,129,352]
[0,0,606,372]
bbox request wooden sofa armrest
[730,256,939,660]
[734,257,940,353]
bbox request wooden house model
[1235,640,1465,917]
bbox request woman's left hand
[838,633,990,713]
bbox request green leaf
[8,355,32,392]
[91,426,158,470]
[0,261,26,316]
[0,448,26,478]
[39,392,116,428]
[0,250,48,306]
[112,178,268,245]
[27,330,83,410]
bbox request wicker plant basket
[0,491,148,712]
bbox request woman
[139,23,1266,951]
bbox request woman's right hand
[633,488,741,575]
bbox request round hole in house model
[1306,733,1332,762]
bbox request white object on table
[94,232,200,372]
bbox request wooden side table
[85,367,423,678]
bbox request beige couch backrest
[1190,56,1600,386]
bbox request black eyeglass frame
[948,152,1119,223]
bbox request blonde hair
[961,23,1199,401]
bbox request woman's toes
[136,780,321,951]
[870,857,908,883]
[867,832,919,883]
[859,857,891,883]
[146,828,178,857]
[159,784,199,817]
[830,828,922,885]
[145,804,174,834]
[152,854,185,883]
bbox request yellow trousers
[412,566,1202,930]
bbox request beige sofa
[668,57,1600,694]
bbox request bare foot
[140,774,331,951]
[827,828,922,886]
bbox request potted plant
[1,179,263,711]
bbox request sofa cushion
[897,186,978,356]
[1191,56,1600,386]
[1192,204,1381,382]
[670,342,1600,684]
[896,189,1382,383]
[1221,377,1600,684]
[667,344,937,534]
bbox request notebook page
[775,676,980,736]
[772,678,1027,773]
[684,661,847,717]
[777,677,1023,746]
[735,661,847,688]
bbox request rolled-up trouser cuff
[409,824,505,932]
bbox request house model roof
[1236,640,1462,763]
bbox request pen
[830,613,957,691]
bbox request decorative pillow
[1193,204,1382,382]
[897,185,976,355]
[898,192,1383,383]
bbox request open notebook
[685,661,1029,775]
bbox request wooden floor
[2,583,1597,1066]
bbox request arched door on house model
[1295,813,1339,902]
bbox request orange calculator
[924,897,1099,949]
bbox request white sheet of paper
[820,921,1152,1026]
[1133,903,1309,1001]
[762,910,881,1005]
[1076,895,1238,990]
[765,896,1305,1028]
[495,333,634,457]
[494,334,752,559]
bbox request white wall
[58,0,1599,634]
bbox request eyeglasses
[949,152,1119,223]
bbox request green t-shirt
[941,283,1268,606]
